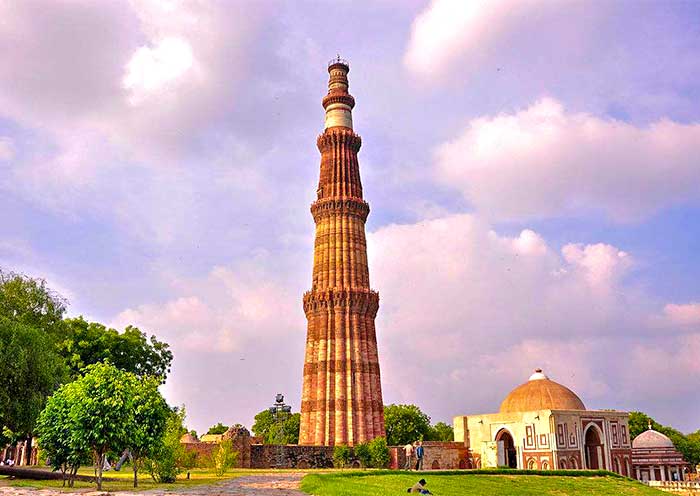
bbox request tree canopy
[0,270,67,338]
[252,409,300,444]
[206,422,229,435]
[59,317,172,381]
[384,404,432,446]
[0,317,67,437]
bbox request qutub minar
[299,58,385,446]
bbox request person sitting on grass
[407,478,432,494]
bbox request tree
[252,409,301,444]
[0,270,67,338]
[144,407,187,483]
[128,376,170,487]
[64,363,139,489]
[427,421,454,442]
[35,382,89,487]
[383,404,432,446]
[354,442,371,467]
[206,422,229,435]
[0,271,68,464]
[59,317,173,381]
[0,317,67,449]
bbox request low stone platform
[0,473,306,496]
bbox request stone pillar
[650,466,656,481]
[635,467,641,480]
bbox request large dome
[499,369,586,413]
[632,429,674,449]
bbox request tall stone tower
[299,58,385,446]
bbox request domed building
[453,369,632,475]
[631,425,690,481]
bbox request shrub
[213,440,238,477]
[354,442,371,468]
[368,437,390,468]
[333,445,351,468]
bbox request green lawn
[300,471,666,496]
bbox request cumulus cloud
[403,0,601,80]
[368,214,697,427]
[662,302,700,329]
[434,98,700,221]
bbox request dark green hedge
[319,468,623,479]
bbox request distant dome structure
[632,428,674,449]
[180,432,198,444]
[499,369,586,413]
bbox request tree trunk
[96,452,104,490]
[23,437,32,466]
[133,458,138,488]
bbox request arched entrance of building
[496,429,518,468]
[584,425,605,470]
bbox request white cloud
[434,98,700,221]
[663,302,700,329]
[123,36,195,105]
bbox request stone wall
[250,445,335,469]
[389,442,470,470]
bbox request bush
[354,442,371,468]
[213,440,238,477]
[333,445,351,468]
[368,437,390,468]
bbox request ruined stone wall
[250,445,335,469]
[389,442,470,470]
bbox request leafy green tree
[59,317,172,381]
[252,409,300,444]
[368,437,390,468]
[0,317,67,458]
[65,363,139,489]
[206,422,229,435]
[35,382,89,487]
[0,271,69,463]
[128,376,170,487]
[0,270,67,337]
[427,421,454,442]
[384,404,432,446]
[145,407,187,483]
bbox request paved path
[0,473,308,496]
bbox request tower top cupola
[323,56,355,130]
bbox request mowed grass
[300,471,666,496]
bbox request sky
[1,0,699,435]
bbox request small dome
[180,433,198,443]
[499,369,586,413]
[633,429,674,449]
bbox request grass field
[299,470,667,496]
[0,467,243,492]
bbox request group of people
[0,458,15,466]
[403,440,425,471]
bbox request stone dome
[180,433,198,443]
[632,429,674,449]
[499,369,586,413]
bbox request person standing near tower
[299,58,386,446]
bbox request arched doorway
[559,459,567,469]
[496,429,517,468]
[584,425,605,470]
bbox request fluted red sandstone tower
[299,58,385,446]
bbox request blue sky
[1,0,699,435]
